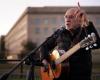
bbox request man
[40,7,100,80]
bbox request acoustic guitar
[41,33,96,80]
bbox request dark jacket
[41,22,100,80]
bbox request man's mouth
[66,22,70,26]
[66,21,70,25]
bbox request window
[43,18,49,25]
[59,17,64,25]
[34,27,40,34]
[32,18,41,26]
[49,17,57,24]
[95,16,100,25]
[44,27,48,33]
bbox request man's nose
[65,18,70,22]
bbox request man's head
[64,7,82,30]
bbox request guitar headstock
[80,33,96,48]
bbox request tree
[0,36,6,59]
[18,41,37,59]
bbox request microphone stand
[26,61,35,80]
[26,59,43,80]
[0,28,60,80]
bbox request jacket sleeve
[87,21,100,49]
[40,28,64,61]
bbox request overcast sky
[0,0,100,36]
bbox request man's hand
[42,59,49,72]
[74,2,89,27]
[75,9,89,27]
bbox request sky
[0,0,100,36]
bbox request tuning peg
[85,47,89,50]
[93,43,97,47]
[88,34,91,37]
[89,45,93,48]
[91,33,96,38]
[91,32,95,36]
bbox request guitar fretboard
[55,43,80,65]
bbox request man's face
[64,8,80,30]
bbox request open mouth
[66,22,70,26]
[66,21,70,24]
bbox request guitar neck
[55,43,80,65]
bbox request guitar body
[41,50,61,80]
